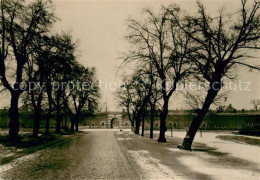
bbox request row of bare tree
[117,0,260,150]
[0,0,99,141]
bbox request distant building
[225,104,237,113]
[83,112,131,129]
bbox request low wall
[0,112,259,130]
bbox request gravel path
[0,130,259,179]
[0,131,139,179]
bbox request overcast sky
[52,0,260,111]
[0,0,259,111]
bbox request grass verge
[0,130,84,165]
[216,135,260,147]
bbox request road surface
[0,130,259,179]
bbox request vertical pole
[105,91,108,113]
[171,123,173,137]
[200,129,202,138]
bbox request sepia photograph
[0,0,259,179]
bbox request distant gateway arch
[107,114,122,128]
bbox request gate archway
[107,114,123,129]
[110,118,118,128]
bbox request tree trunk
[75,120,79,131]
[33,106,41,137]
[70,117,75,131]
[157,98,169,142]
[45,84,52,135]
[179,86,220,150]
[45,111,50,135]
[33,91,43,138]
[64,115,67,130]
[135,115,141,134]
[56,108,61,133]
[131,111,136,132]
[131,121,134,128]
[127,106,134,129]
[75,114,79,131]
[60,113,65,129]
[130,120,134,132]
[141,115,145,136]
[8,91,20,141]
[55,90,62,133]
[150,107,154,139]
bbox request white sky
[53,0,259,111]
[0,0,259,111]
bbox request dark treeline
[0,0,100,141]
[117,0,260,150]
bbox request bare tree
[117,77,135,130]
[46,33,77,134]
[63,65,100,131]
[24,35,54,137]
[170,0,260,150]
[117,64,154,135]
[250,99,260,111]
[123,6,193,142]
[0,0,56,141]
[40,34,76,135]
[24,32,78,137]
[148,80,162,139]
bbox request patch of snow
[0,151,40,174]
[128,150,187,179]
[179,156,260,180]
[81,129,131,132]
[161,130,260,164]
[115,132,124,135]
[117,138,133,141]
